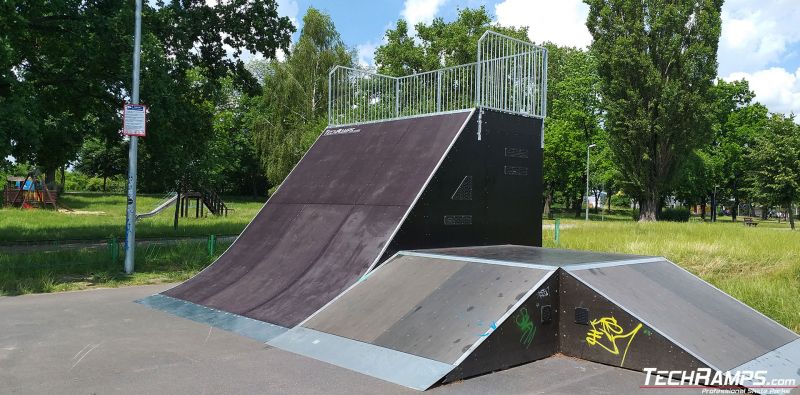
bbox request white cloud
[402,0,448,27]
[494,0,591,48]
[725,68,800,117]
[277,0,299,27]
[718,0,800,76]
[356,42,379,68]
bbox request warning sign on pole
[123,104,147,137]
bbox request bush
[660,207,691,222]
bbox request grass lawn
[0,240,231,296]
[543,217,800,332]
[0,193,265,242]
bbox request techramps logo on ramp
[323,127,361,136]
[641,368,797,394]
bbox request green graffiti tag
[515,307,536,348]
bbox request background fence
[328,31,547,127]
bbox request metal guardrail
[327,31,547,128]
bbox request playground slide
[136,194,178,220]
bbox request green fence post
[109,237,119,262]
[207,234,216,256]
[554,218,560,245]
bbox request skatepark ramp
[269,245,799,391]
[139,31,547,338]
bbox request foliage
[585,0,724,221]
[74,137,127,191]
[1,0,294,184]
[375,6,528,76]
[248,8,353,189]
[659,207,691,222]
[64,173,127,193]
[746,114,800,230]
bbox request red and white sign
[123,104,147,137]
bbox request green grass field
[0,193,265,242]
[1,195,797,333]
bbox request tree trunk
[639,192,658,221]
[543,190,552,219]
[45,168,57,186]
[700,195,707,220]
[103,176,107,192]
[789,203,795,230]
[574,193,584,218]
[731,179,739,222]
[762,205,768,220]
[60,164,66,192]
[593,189,601,214]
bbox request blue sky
[276,0,800,118]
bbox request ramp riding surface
[158,111,473,330]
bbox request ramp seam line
[398,251,557,270]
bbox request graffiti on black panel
[514,307,536,348]
[585,316,642,367]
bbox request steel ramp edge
[136,294,287,342]
[268,327,454,391]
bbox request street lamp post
[585,143,597,221]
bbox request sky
[275,0,800,118]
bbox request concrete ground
[0,285,717,394]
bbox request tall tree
[747,114,800,230]
[542,44,604,218]
[249,8,353,190]
[585,0,723,220]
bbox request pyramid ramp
[270,246,799,391]
[138,110,545,340]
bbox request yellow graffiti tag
[585,316,642,367]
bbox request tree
[375,6,528,76]
[585,0,723,221]
[747,114,800,230]
[2,0,294,186]
[75,137,127,192]
[542,44,604,218]
[248,8,353,190]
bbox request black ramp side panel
[444,270,560,382]
[569,261,798,371]
[559,270,706,371]
[303,254,550,364]
[163,111,473,328]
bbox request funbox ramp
[138,109,545,340]
[269,245,800,391]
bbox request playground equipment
[3,171,58,209]
[136,192,178,220]
[138,31,799,392]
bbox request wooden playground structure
[3,172,58,209]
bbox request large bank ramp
[270,245,799,391]
[139,110,544,339]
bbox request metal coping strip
[666,260,800,339]
[452,269,556,366]
[398,251,556,270]
[365,108,476,273]
[399,251,661,271]
[268,326,454,391]
[327,108,473,129]
[728,338,800,385]
[136,294,287,343]
[567,272,720,371]
[562,257,665,271]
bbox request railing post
[476,34,483,140]
[395,78,400,117]
[436,70,442,113]
[328,68,334,126]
